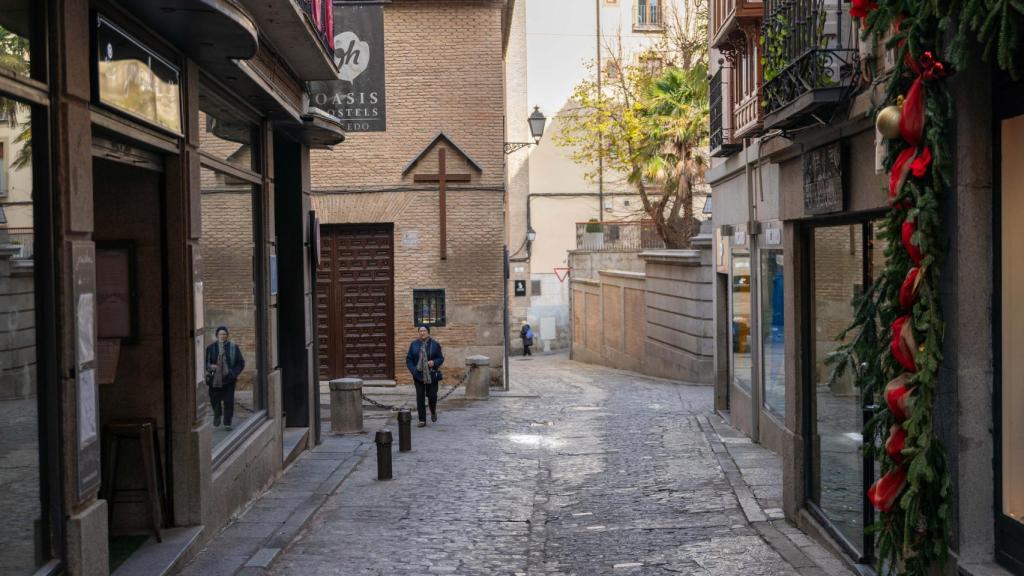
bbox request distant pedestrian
[520,321,534,356]
[205,326,245,431]
[405,325,445,427]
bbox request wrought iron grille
[711,69,727,152]
[414,289,446,327]
[761,0,858,118]
[575,221,666,252]
[635,0,663,30]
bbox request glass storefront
[808,222,883,559]
[0,95,48,576]
[999,113,1024,572]
[761,249,785,417]
[730,243,752,393]
[198,85,265,455]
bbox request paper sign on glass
[78,369,98,448]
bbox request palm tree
[632,64,710,249]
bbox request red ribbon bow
[900,52,949,146]
[850,0,879,19]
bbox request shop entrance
[90,146,171,569]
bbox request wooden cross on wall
[413,148,471,260]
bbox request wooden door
[317,224,394,380]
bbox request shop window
[761,249,785,417]
[730,243,751,393]
[198,81,265,458]
[414,289,446,327]
[808,222,885,560]
[0,95,50,574]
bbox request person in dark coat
[405,325,444,426]
[205,326,245,430]
[520,321,534,356]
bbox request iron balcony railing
[635,0,663,30]
[300,0,335,53]
[576,221,665,252]
[0,228,33,261]
[761,0,859,126]
[710,69,742,157]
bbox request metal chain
[359,365,474,412]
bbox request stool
[102,418,165,542]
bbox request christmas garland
[825,1,1024,574]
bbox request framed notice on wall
[96,243,136,340]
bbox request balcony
[761,0,860,129]
[634,0,664,32]
[576,221,665,252]
[710,69,741,157]
[239,0,339,81]
[710,0,762,48]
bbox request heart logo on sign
[334,30,370,82]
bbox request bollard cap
[375,429,393,444]
[397,410,412,422]
[465,355,490,366]
[330,377,363,391]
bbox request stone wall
[570,246,714,384]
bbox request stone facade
[311,0,510,385]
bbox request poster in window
[308,2,386,132]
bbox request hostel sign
[309,2,387,132]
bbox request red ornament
[885,373,914,420]
[891,315,918,373]
[902,219,923,264]
[850,0,879,19]
[899,267,922,310]
[910,146,932,178]
[886,424,908,463]
[869,466,908,512]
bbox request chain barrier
[359,365,474,412]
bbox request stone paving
[175,353,856,576]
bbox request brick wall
[311,0,507,384]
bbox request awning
[115,0,258,63]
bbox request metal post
[375,429,393,480]
[397,410,412,452]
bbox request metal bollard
[397,410,412,452]
[375,429,393,480]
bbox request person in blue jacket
[205,326,245,430]
[405,325,444,426]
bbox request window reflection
[199,166,260,450]
[0,96,46,574]
[811,224,866,551]
[761,249,785,416]
[198,90,255,172]
[731,245,751,393]
[0,3,32,79]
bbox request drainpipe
[744,138,761,443]
[596,0,604,221]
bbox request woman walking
[520,321,534,356]
[405,325,445,427]
[205,326,246,431]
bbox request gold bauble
[876,105,902,139]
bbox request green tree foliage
[555,1,710,248]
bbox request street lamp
[527,226,537,242]
[504,106,547,154]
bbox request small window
[531,280,542,296]
[414,289,446,327]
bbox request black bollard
[397,410,412,452]
[375,429,393,480]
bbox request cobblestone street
[177,354,854,576]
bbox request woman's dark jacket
[520,324,533,346]
[205,341,246,386]
[405,338,444,383]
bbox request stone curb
[696,416,856,576]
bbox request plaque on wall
[803,142,844,215]
[96,245,135,340]
[514,280,527,297]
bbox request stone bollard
[329,378,364,434]
[464,356,492,400]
